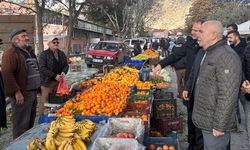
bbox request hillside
[146,0,194,29]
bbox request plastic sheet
[4,123,49,150]
[100,118,145,143]
[38,114,110,124]
[91,138,145,150]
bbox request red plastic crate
[158,117,183,136]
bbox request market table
[3,122,106,150]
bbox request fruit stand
[5,60,183,150]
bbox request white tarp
[238,20,250,35]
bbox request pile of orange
[143,49,159,59]
[101,66,139,86]
[135,81,153,90]
[56,82,130,116]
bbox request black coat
[158,36,200,82]
[171,45,186,70]
[184,49,205,98]
[39,48,69,86]
[243,44,250,81]
[0,71,7,128]
[231,40,247,61]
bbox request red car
[85,41,131,68]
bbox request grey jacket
[192,40,242,132]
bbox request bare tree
[52,0,89,55]
[2,0,46,54]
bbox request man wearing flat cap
[1,29,40,139]
[38,37,68,115]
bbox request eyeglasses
[53,41,59,44]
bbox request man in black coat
[228,30,247,61]
[153,20,204,150]
[39,37,69,116]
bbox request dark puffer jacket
[39,48,69,86]
[192,40,242,132]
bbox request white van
[123,38,146,51]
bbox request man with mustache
[1,29,40,139]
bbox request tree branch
[54,0,69,9]
[3,0,36,13]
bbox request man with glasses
[38,37,69,115]
[153,20,204,150]
[2,29,40,139]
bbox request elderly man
[192,20,242,150]
[2,29,40,139]
[39,37,69,115]
[154,20,204,150]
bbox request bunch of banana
[27,137,46,150]
[58,137,87,150]
[45,127,59,150]
[75,119,97,142]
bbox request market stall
[5,56,182,150]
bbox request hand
[153,64,162,76]
[61,72,66,77]
[15,90,24,105]
[182,90,189,100]
[213,129,224,137]
[55,74,62,82]
[241,80,250,93]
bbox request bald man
[192,21,242,150]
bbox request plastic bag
[91,138,145,150]
[100,118,145,143]
[56,77,70,96]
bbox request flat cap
[10,29,27,40]
[47,37,59,43]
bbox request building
[0,1,113,55]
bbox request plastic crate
[69,64,81,72]
[157,117,183,136]
[139,68,151,81]
[122,111,150,134]
[153,98,177,119]
[123,60,144,70]
[48,90,77,104]
[38,114,110,124]
[126,100,151,111]
[153,89,174,99]
[144,131,180,150]
[130,89,154,100]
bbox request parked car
[85,41,131,68]
[123,38,146,51]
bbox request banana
[58,132,74,138]
[73,133,81,139]
[58,126,76,133]
[55,134,68,143]
[45,137,56,150]
[75,138,87,150]
[63,142,70,150]
[73,142,81,150]
[58,140,68,150]
[67,142,74,150]
[53,138,61,147]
